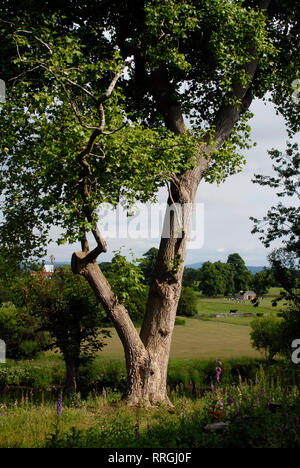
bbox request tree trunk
[139,163,206,404]
[64,357,80,395]
[71,161,205,406]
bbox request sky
[45,97,299,267]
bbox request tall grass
[1,364,299,448]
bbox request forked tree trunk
[70,2,267,399]
[71,161,205,406]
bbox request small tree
[268,249,300,358]
[177,286,198,317]
[26,266,111,393]
[250,317,283,361]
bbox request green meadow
[99,288,282,361]
[99,317,261,360]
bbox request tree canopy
[227,253,252,292]
[198,260,236,296]
[0,1,299,261]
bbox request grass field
[196,287,283,315]
[99,287,282,361]
[100,317,261,361]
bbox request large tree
[198,261,235,296]
[227,253,253,292]
[0,0,299,406]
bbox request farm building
[236,290,257,301]
[30,264,54,278]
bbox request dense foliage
[177,286,198,317]
[0,302,47,360]
[251,144,300,363]
[0,0,298,263]
[25,266,111,392]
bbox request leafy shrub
[174,318,185,326]
[0,361,64,390]
[177,287,198,317]
[78,359,127,396]
[0,302,47,359]
[250,317,283,360]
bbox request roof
[238,290,256,295]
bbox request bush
[0,361,64,391]
[177,287,198,317]
[78,359,127,396]
[174,318,186,326]
[0,303,47,360]
[250,317,283,361]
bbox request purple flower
[217,399,224,409]
[227,397,234,405]
[216,366,222,383]
[56,393,63,417]
[134,423,141,438]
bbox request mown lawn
[99,288,283,361]
[196,287,283,317]
[99,317,261,360]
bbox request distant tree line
[182,252,275,299]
